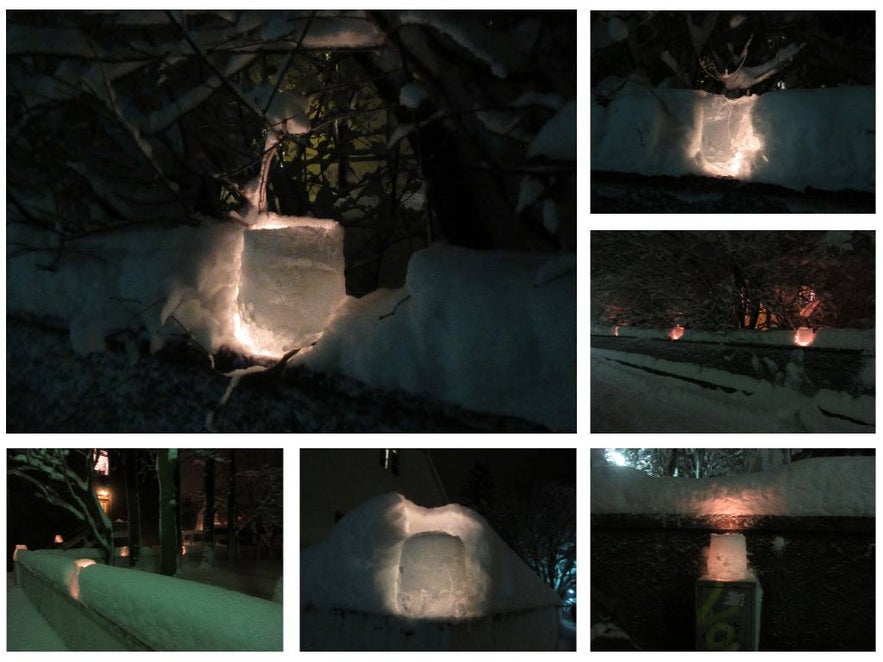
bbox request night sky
[429,449,575,502]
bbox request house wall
[300,449,448,547]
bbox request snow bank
[592,80,874,193]
[7,222,242,355]
[591,351,873,432]
[298,244,576,430]
[78,564,282,651]
[301,493,560,618]
[592,457,875,518]
[593,325,874,351]
[14,550,282,651]
[301,493,560,650]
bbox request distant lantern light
[613,325,620,337]
[707,533,749,582]
[794,327,815,347]
[669,324,685,341]
[13,544,27,561]
[54,534,64,544]
[119,546,130,558]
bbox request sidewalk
[6,573,70,651]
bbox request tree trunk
[203,453,216,568]
[124,450,142,568]
[228,449,238,565]
[156,450,178,576]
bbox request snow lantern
[54,534,64,544]
[13,544,27,561]
[693,94,763,179]
[707,533,749,582]
[669,324,685,341]
[68,558,96,600]
[613,325,620,337]
[793,326,815,347]
[119,546,130,558]
[398,532,469,618]
[234,215,346,357]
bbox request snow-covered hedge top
[592,457,874,518]
[301,493,560,618]
[592,325,874,351]
[78,564,282,651]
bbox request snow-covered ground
[592,456,874,518]
[592,76,873,193]
[6,573,70,651]
[591,346,874,433]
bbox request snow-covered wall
[301,493,560,651]
[15,550,282,651]
[592,81,874,193]
[592,457,875,518]
[592,325,874,351]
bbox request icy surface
[298,244,576,430]
[301,493,560,618]
[78,564,282,651]
[592,81,874,193]
[591,456,875,517]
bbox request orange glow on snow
[794,327,815,347]
[691,94,764,179]
[68,558,96,600]
[669,325,685,341]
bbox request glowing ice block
[707,533,748,581]
[398,532,469,618]
[237,216,346,354]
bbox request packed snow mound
[298,244,575,430]
[592,457,874,518]
[300,493,560,619]
[592,81,874,193]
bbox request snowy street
[591,341,874,433]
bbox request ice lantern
[235,216,346,356]
[693,94,763,179]
[669,324,685,341]
[707,533,748,581]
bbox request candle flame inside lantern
[669,324,685,341]
[794,326,815,347]
[707,533,749,581]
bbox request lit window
[380,449,400,476]
[93,450,110,476]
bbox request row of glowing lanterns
[612,325,816,347]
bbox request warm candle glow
[794,327,815,347]
[669,324,685,341]
[707,533,749,581]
